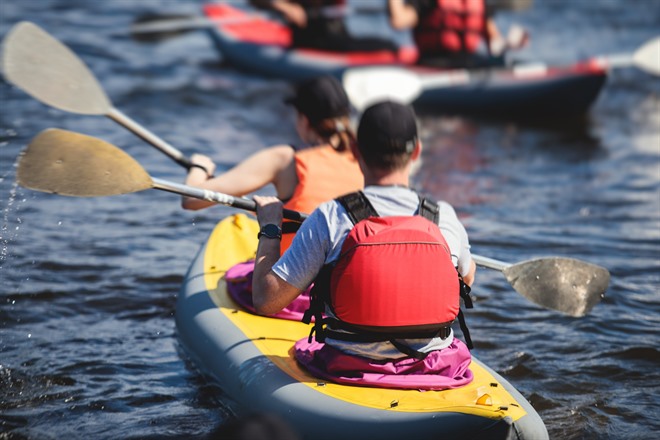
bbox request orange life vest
[414,0,488,55]
[281,145,363,253]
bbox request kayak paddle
[343,36,660,110]
[15,128,305,223]
[1,21,204,173]
[17,128,609,317]
[472,254,608,317]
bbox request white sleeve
[271,207,333,291]
[437,202,472,277]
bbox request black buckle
[438,326,451,339]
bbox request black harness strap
[419,196,439,223]
[457,274,474,349]
[324,319,452,341]
[389,340,428,361]
[324,325,452,362]
[304,265,333,343]
[337,191,377,223]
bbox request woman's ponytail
[311,115,356,152]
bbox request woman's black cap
[285,75,350,124]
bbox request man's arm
[252,195,304,315]
[462,259,476,287]
[437,202,477,287]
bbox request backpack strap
[457,273,474,349]
[389,339,429,361]
[337,191,378,225]
[418,196,440,223]
[303,264,334,343]
[324,322,453,361]
[340,190,440,224]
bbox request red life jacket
[303,191,473,357]
[414,0,488,55]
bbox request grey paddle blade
[2,21,112,115]
[503,257,610,317]
[17,128,153,197]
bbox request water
[1,1,659,439]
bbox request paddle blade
[2,21,112,115]
[17,128,153,197]
[503,257,610,317]
[342,67,422,111]
[633,36,660,76]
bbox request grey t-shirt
[272,185,473,359]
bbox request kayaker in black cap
[252,100,477,388]
[183,75,364,254]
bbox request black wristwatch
[257,224,282,240]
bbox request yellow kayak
[176,214,548,439]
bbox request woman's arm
[182,145,297,210]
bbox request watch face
[260,224,282,239]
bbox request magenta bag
[294,338,473,390]
[225,260,312,321]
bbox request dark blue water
[1,1,659,439]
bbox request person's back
[252,101,477,388]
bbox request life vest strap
[324,318,453,340]
[324,322,453,361]
[457,310,473,349]
[389,339,429,361]
[419,196,439,223]
[337,190,440,225]
[337,191,377,224]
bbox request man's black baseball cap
[357,100,418,156]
